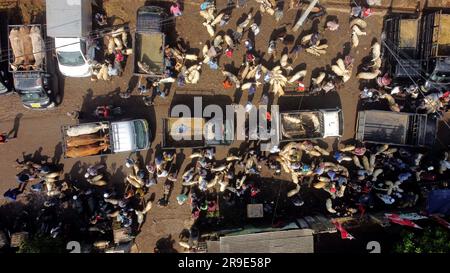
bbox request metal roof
[46,0,91,37]
[211,229,315,253]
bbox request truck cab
[421,11,450,91]
[277,109,343,142]
[322,110,343,138]
[424,57,450,91]
[46,0,93,78]
[111,120,151,153]
[14,72,56,109]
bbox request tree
[17,235,65,253]
[394,227,450,253]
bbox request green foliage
[17,235,65,253]
[394,227,450,253]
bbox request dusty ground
[0,0,449,253]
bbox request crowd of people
[1,155,159,251]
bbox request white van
[46,0,93,78]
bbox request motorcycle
[93,105,122,119]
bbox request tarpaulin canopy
[427,190,450,216]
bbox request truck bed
[399,18,419,49]
[357,111,408,145]
[280,112,323,140]
[162,118,206,148]
[133,6,166,77]
[134,32,164,75]
[356,110,437,146]
[8,24,45,72]
[62,122,113,158]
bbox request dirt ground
[0,0,449,253]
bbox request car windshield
[20,90,46,103]
[134,120,148,149]
[14,76,42,91]
[57,51,85,67]
[430,71,450,83]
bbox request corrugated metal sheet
[218,229,314,253]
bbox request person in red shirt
[0,133,9,144]
[223,78,233,89]
[170,2,182,17]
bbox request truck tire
[55,94,62,105]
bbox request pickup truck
[162,117,233,149]
[62,119,151,158]
[133,6,167,78]
[276,109,343,142]
[8,24,60,109]
[356,110,438,147]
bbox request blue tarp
[427,190,450,216]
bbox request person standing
[0,133,9,144]
[170,2,183,17]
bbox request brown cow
[19,26,35,65]
[66,134,109,147]
[66,143,109,158]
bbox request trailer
[133,6,167,78]
[62,119,151,158]
[356,110,438,147]
[162,117,232,149]
[277,109,343,142]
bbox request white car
[54,38,92,77]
